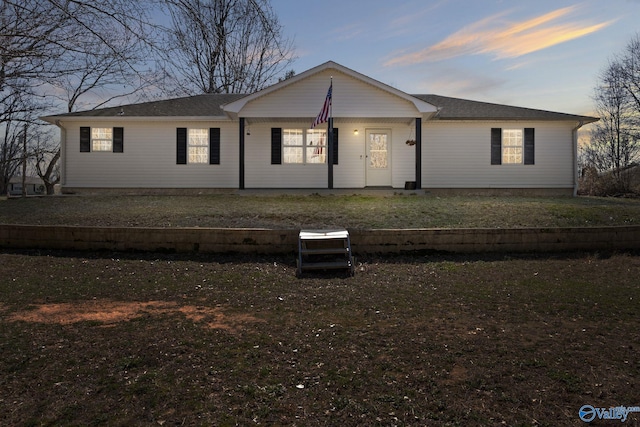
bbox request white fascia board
[41,116,232,125]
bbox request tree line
[581,34,640,196]
[0,0,294,195]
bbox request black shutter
[524,128,535,165]
[113,127,123,153]
[271,128,282,164]
[176,128,187,164]
[332,128,339,165]
[491,128,502,165]
[209,128,220,164]
[80,127,90,152]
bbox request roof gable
[222,61,438,118]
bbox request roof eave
[431,116,599,123]
[41,115,231,124]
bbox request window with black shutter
[491,127,535,165]
[80,127,124,152]
[273,127,335,164]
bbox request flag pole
[328,76,334,189]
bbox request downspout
[415,117,422,189]
[55,120,67,189]
[572,121,584,197]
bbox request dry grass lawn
[1,193,639,229]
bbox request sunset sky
[272,0,640,116]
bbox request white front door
[366,129,392,186]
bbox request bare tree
[32,127,61,195]
[582,35,640,195]
[0,116,23,195]
[619,34,640,122]
[161,0,294,95]
[589,63,634,169]
[1,0,161,194]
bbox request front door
[366,129,392,186]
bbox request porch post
[239,117,245,190]
[328,117,334,189]
[415,117,422,190]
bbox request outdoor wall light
[353,129,359,135]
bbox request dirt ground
[1,249,639,426]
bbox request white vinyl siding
[245,122,414,189]
[246,123,326,188]
[239,69,419,119]
[422,121,575,188]
[63,120,237,188]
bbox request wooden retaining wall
[1,224,639,254]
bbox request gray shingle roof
[413,94,598,123]
[43,92,597,123]
[49,93,247,118]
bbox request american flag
[311,83,332,129]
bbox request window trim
[491,127,534,166]
[80,126,123,153]
[187,128,209,164]
[91,127,113,152]
[502,128,523,165]
[271,127,338,165]
[177,127,221,165]
[282,128,327,165]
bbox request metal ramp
[296,229,354,277]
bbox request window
[283,129,304,163]
[272,127,338,165]
[306,129,326,164]
[491,128,534,165]
[282,128,326,164]
[176,127,220,165]
[80,127,123,152]
[92,128,113,151]
[188,128,208,164]
[502,129,523,164]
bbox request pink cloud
[384,6,614,66]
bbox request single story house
[7,176,45,196]
[42,61,598,195]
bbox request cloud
[330,22,365,41]
[384,6,615,66]
[421,67,508,97]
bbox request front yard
[1,194,639,229]
[2,194,639,425]
[1,250,639,426]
